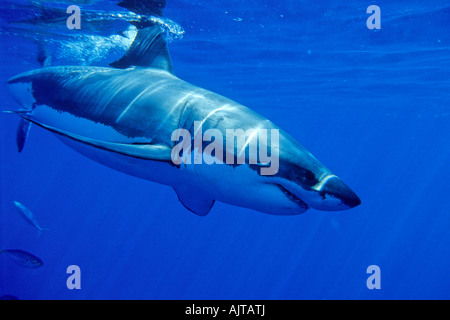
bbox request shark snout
[315,174,361,210]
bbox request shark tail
[3,111,32,153]
[6,42,51,153]
[16,118,32,153]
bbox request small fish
[0,249,43,268]
[13,201,49,232]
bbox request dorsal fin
[110,25,173,73]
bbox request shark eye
[291,169,316,186]
[305,171,315,182]
[301,171,317,187]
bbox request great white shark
[5,2,360,216]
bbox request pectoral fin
[15,113,172,162]
[173,185,215,216]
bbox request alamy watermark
[367,5,381,30]
[366,265,381,289]
[66,5,81,30]
[171,121,280,176]
[66,265,81,290]
[65,5,381,31]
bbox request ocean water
[0,0,449,300]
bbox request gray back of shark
[6,4,360,216]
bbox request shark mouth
[277,185,309,210]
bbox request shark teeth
[277,184,309,211]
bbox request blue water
[1,0,449,300]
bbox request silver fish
[13,201,49,232]
[0,249,43,268]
